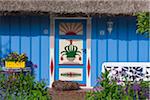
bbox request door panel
[55,19,86,85]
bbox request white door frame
[49,17,92,88]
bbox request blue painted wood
[40,16,50,84]
[0,16,50,86]
[91,16,150,86]
[30,16,40,81]
[138,35,149,62]
[55,19,86,84]
[20,16,31,60]
[118,17,128,62]
[107,17,118,62]
[0,16,1,58]
[10,16,20,53]
[91,17,98,86]
[0,16,149,87]
[128,17,138,62]
[97,17,107,77]
[1,16,10,57]
[148,38,150,62]
[0,17,1,56]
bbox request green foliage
[86,70,150,100]
[2,52,28,62]
[86,70,125,100]
[61,44,81,58]
[0,67,2,71]
[136,12,150,37]
[0,72,51,100]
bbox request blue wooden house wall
[91,16,150,86]
[0,16,50,84]
[0,16,149,87]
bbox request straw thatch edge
[0,0,149,16]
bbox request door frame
[49,17,92,88]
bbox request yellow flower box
[5,61,25,69]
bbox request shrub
[0,72,51,100]
[136,12,150,38]
[86,70,150,100]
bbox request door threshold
[80,86,93,89]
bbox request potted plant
[61,44,81,61]
[2,52,28,69]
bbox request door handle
[82,49,86,54]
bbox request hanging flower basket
[5,61,25,69]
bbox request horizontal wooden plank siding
[0,16,50,85]
[91,16,150,86]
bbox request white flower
[117,80,125,86]
[111,70,117,75]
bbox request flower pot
[5,61,25,69]
[67,57,75,61]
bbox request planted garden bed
[86,70,150,100]
[0,52,51,99]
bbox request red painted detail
[79,84,86,86]
[61,72,81,77]
[50,58,54,76]
[61,56,63,61]
[79,57,81,61]
[87,59,91,77]
[66,31,76,35]
[70,40,73,44]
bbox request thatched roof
[0,0,149,15]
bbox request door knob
[82,49,86,54]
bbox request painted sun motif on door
[59,23,83,35]
[59,39,83,65]
[59,22,83,65]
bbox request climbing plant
[136,12,150,37]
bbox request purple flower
[133,83,141,92]
[117,80,122,83]
[97,77,101,82]
[144,92,150,98]
[125,87,128,94]
[117,80,125,86]
[93,86,104,92]
[33,64,38,68]
[97,77,104,82]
